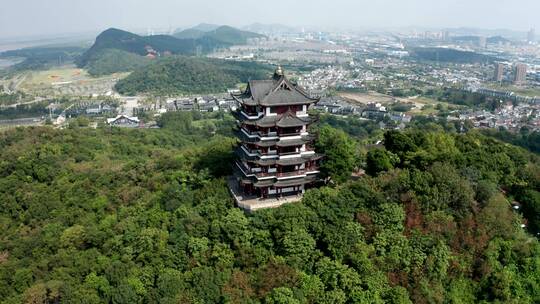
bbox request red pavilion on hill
[229,66,323,210]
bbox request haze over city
[1,0,539,38]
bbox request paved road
[0,117,43,127]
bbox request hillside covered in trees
[409,47,498,64]
[85,49,152,76]
[76,27,263,76]
[0,113,539,303]
[174,25,265,45]
[114,57,272,95]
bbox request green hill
[173,28,207,40]
[191,23,221,32]
[85,49,151,76]
[409,47,498,64]
[114,56,272,95]
[174,25,265,45]
[77,28,228,68]
[77,27,264,75]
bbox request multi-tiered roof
[230,67,323,207]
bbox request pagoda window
[280,146,297,154]
[279,127,301,136]
[281,165,296,173]
[242,105,261,116]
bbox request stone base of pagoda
[227,177,303,212]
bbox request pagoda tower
[230,66,323,210]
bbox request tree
[264,287,300,304]
[316,125,357,183]
[280,228,316,270]
[384,130,416,156]
[366,149,398,176]
[517,189,540,234]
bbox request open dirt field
[338,92,396,105]
[12,65,129,96]
[337,91,462,115]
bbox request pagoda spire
[273,65,284,80]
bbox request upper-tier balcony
[237,128,279,140]
[238,127,306,139]
[240,111,264,120]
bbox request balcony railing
[279,151,301,156]
[241,146,280,157]
[279,132,303,137]
[241,111,264,119]
[238,160,319,178]
[255,168,319,178]
[239,127,306,139]
[240,129,279,138]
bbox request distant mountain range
[77,26,264,69]
[451,35,511,44]
[173,25,265,45]
[189,23,221,32]
[446,27,527,40]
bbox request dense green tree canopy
[0,115,539,303]
[315,125,358,183]
[114,56,272,96]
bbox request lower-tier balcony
[237,126,307,139]
[236,161,319,179]
[253,169,319,179]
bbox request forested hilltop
[114,57,272,95]
[0,113,539,303]
[75,26,264,76]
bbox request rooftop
[232,66,319,106]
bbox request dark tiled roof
[249,80,275,102]
[242,115,279,128]
[240,136,312,148]
[254,179,276,187]
[260,86,316,106]
[276,113,311,128]
[232,75,318,106]
[276,137,307,147]
[246,173,320,188]
[274,175,318,188]
[242,112,312,128]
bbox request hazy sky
[1,0,539,38]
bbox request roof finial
[273,65,284,79]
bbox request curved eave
[253,175,319,188]
[239,135,313,148]
[242,116,313,128]
[231,93,258,106]
[259,98,319,107]
[247,153,323,167]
